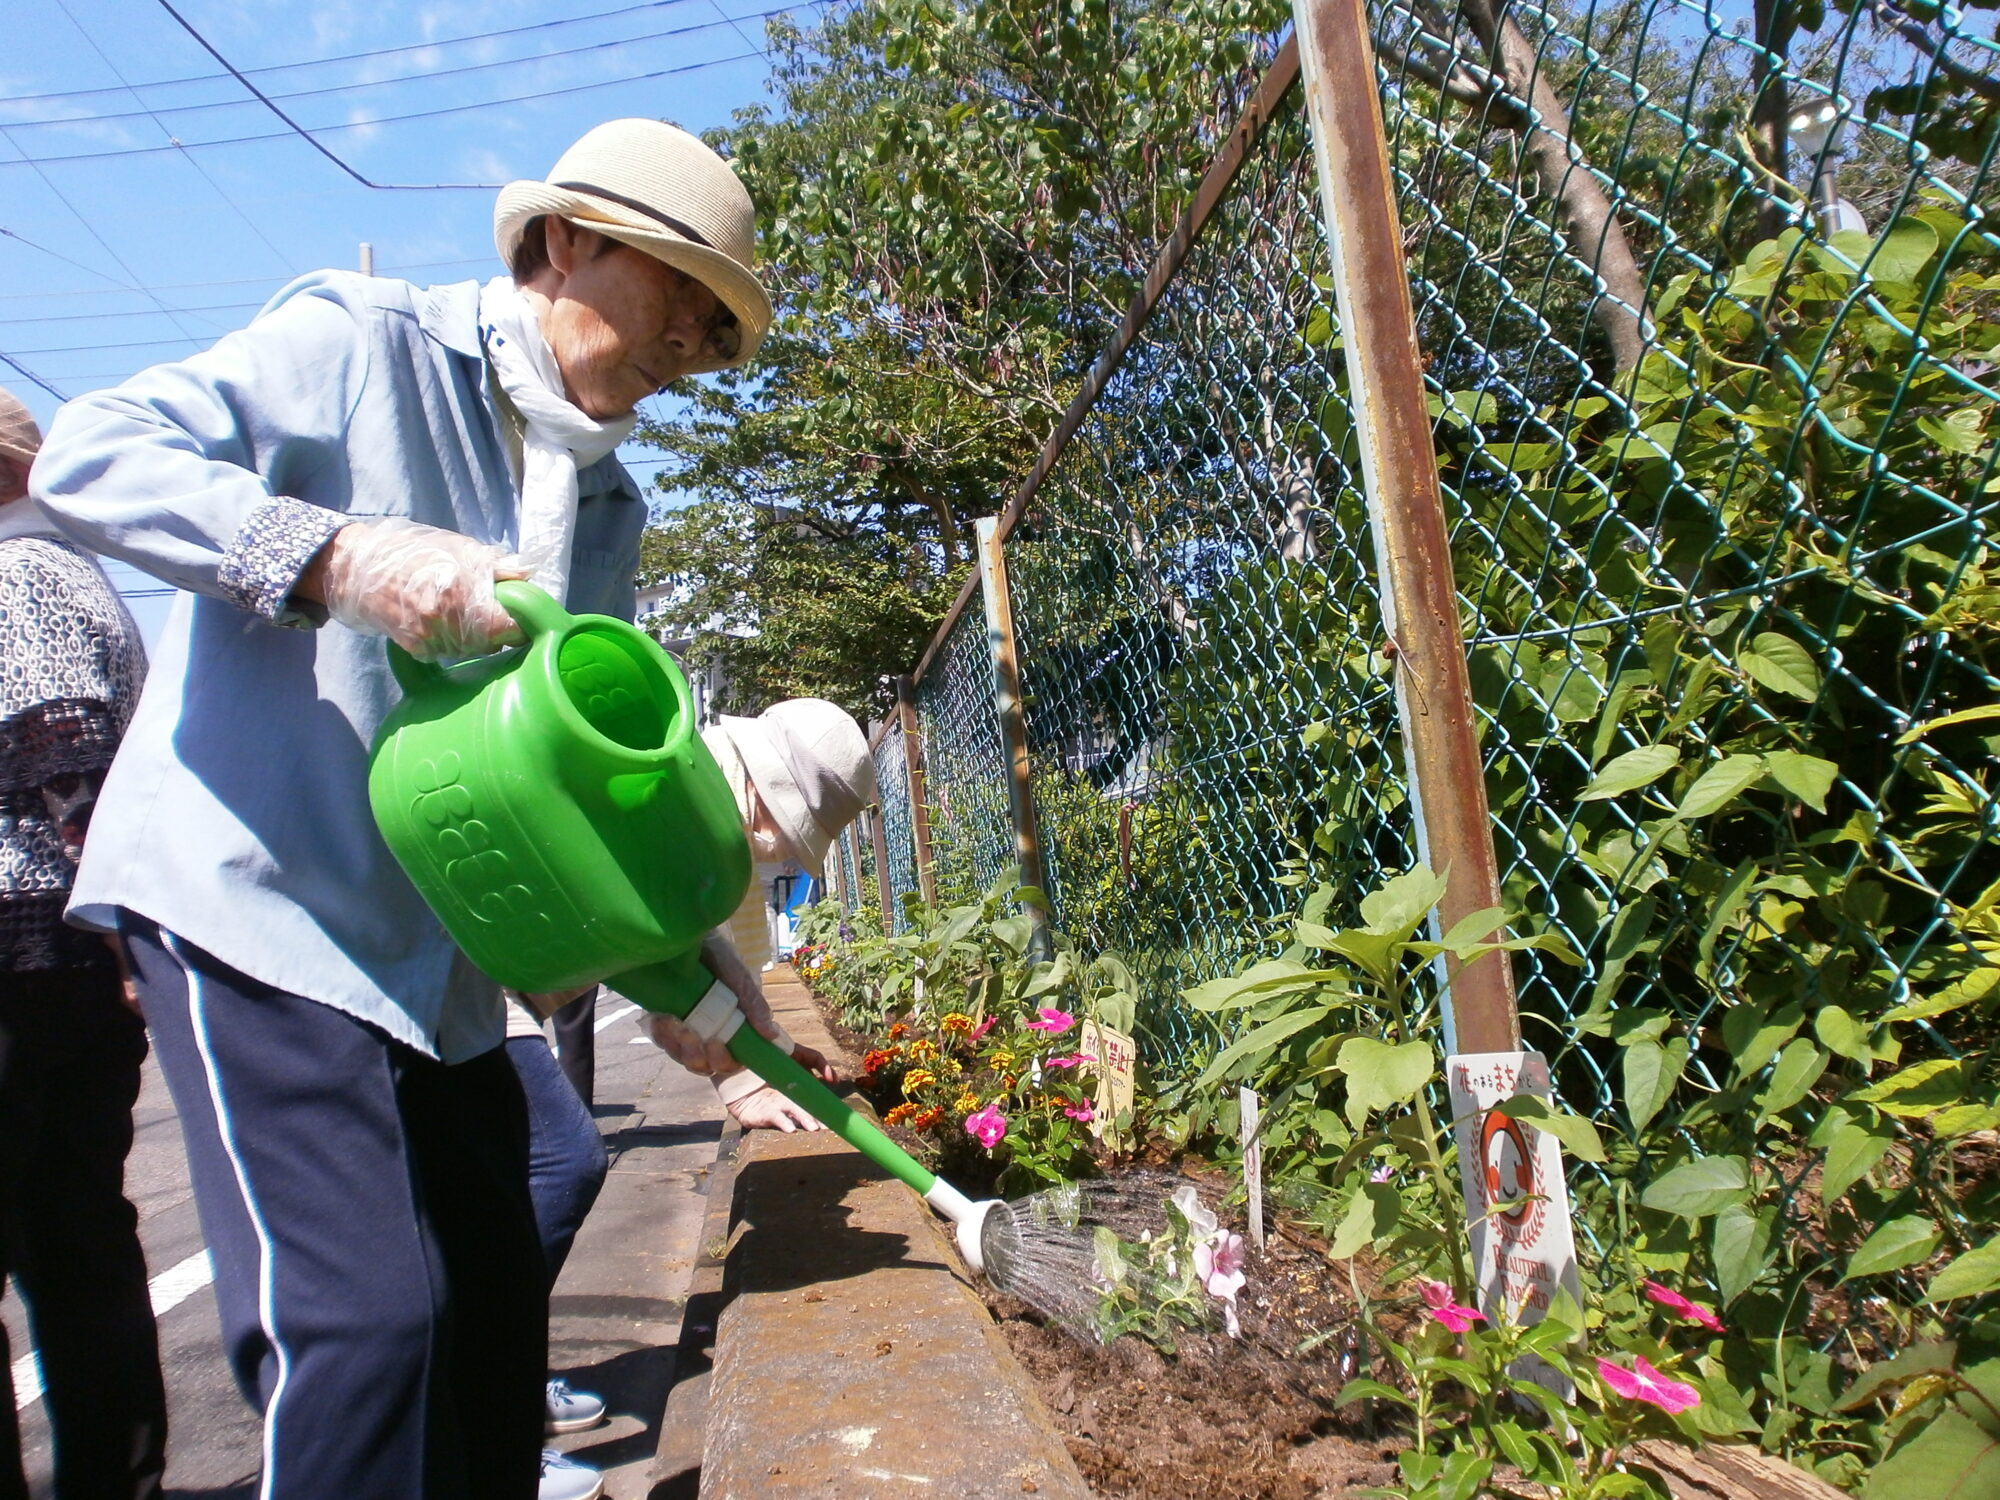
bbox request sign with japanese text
[1447,1049,1584,1399]
[1078,1020,1137,1136]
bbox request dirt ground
[985,1217,1407,1500]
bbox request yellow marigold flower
[937,1056,963,1078]
[989,1050,1015,1069]
[939,1012,976,1035]
[902,1069,937,1093]
[906,1038,940,1061]
[953,1093,980,1114]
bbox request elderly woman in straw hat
[31,121,796,1500]
[0,388,164,1500]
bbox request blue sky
[2,0,814,642]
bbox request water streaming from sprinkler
[976,1172,1221,1342]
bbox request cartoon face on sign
[1479,1111,1543,1242]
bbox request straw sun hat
[494,118,772,373]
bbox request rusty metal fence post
[896,675,938,906]
[1292,0,1518,1055]
[973,516,1049,916]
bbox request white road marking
[593,1002,639,1035]
[12,1246,214,1411]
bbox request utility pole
[358,242,375,276]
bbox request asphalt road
[6,994,729,1498]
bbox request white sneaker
[539,1448,604,1500]
[545,1377,606,1433]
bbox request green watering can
[368,582,1005,1271]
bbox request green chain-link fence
[867,0,1998,1192]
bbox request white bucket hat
[494,118,772,374]
[702,700,876,875]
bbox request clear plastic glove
[723,1082,824,1133]
[308,516,530,661]
[506,984,595,1023]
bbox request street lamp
[1788,98,1869,238]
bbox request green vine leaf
[1818,1111,1895,1205]
[1849,1058,1969,1118]
[1623,1036,1690,1131]
[1843,1215,1942,1282]
[1928,1237,2000,1303]
[1763,750,1839,811]
[1578,743,1681,801]
[1676,754,1768,819]
[1490,1094,1607,1164]
[1337,1037,1435,1132]
[1736,632,1822,702]
[1641,1155,1751,1219]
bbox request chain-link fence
[868,0,1999,1176]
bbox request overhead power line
[1,42,774,173]
[6,0,718,106]
[0,257,493,303]
[0,300,263,327]
[0,350,68,400]
[148,0,507,190]
[13,8,793,131]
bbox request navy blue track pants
[123,919,546,1500]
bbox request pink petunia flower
[1194,1231,1247,1336]
[1416,1279,1485,1333]
[965,1103,1008,1149]
[969,1016,997,1041]
[1369,1164,1396,1184]
[1046,1053,1098,1068]
[1643,1280,1723,1333]
[1024,1007,1077,1034]
[1597,1356,1701,1414]
[1063,1103,1095,1122]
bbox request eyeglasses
[662,263,741,364]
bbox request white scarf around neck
[478,276,636,604]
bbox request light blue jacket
[32,271,647,1061]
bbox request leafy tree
[635,0,1289,713]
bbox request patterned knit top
[1,529,148,971]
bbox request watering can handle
[494,580,574,638]
[383,582,572,694]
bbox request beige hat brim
[494,181,772,375]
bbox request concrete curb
[699,970,1090,1499]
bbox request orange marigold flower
[887,1023,911,1041]
[861,1049,898,1075]
[912,1106,947,1131]
[939,1012,977,1036]
[884,1103,919,1126]
[903,1068,938,1093]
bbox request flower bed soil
[819,1005,1405,1498]
[985,1221,1406,1500]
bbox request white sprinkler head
[922,1179,1000,1275]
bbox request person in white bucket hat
[30,119,781,1500]
[637,700,877,1127]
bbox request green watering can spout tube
[607,959,1002,1272]
[369,582,1004,1274]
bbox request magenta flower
[1643,1280,1723,1333]
[1417,1279,1485,1333]
[1063,1103,1095,1122]
[1369,1164,1396,1184]
[1597,1356,1701,1414]
[1024,1007,1076,1034]
[965,1104,1008,1149]
[1194,1231,1247,1301]
[969,1016,997,1041]
[1046,1053,1097,1069]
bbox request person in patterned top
[0,386,165,1499]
